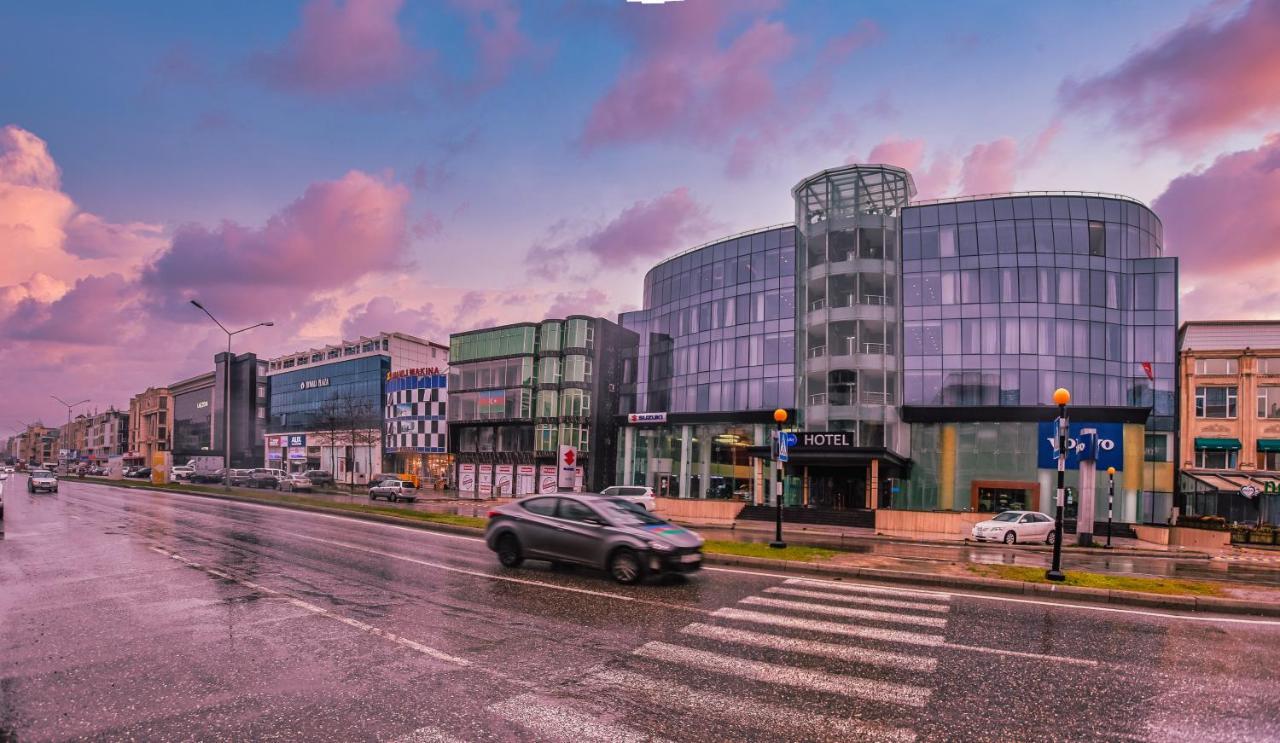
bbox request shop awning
[1195,437,1242,450]
[1258,439,1280,452]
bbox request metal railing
[862,294,888,305]
[863,342,892,354]
[809,298,827,311]
[807,345,827,359]
[861,391,894,405]
[808,393,828,405]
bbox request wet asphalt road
[2,476,1279,742]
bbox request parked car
[28,469,59,494]
[599,486,656,510]
[228,469,254,487]
[128,467,153,479]
[970,510,1057,545]
[303,470,334,487]
[277,473,313,492]
[190,468,225,484]
[171,465,195,481]
[0,471,8,481]
[485,494,703,584]
[245,471,279,489]
[369,479,415,503]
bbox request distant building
[449,317,637,495]
[384,367,449,487]
[84,408,129,462]
[264,332,447,481]
[1178,321,1280,523]
[127,387,171,467]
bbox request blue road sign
[782,432,798,448]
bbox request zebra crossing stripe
[741,596,949,628]
[713,607,945,645]
[784,577,952,601]
[489,694,673,743]
[765,586,952,613]
[680,622,938,673]
[590,668,918,743]
[634,641,931,708]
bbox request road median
[78,478,1280,618]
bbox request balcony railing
[808,392,828,405]
[807,345,827,359]
[861,391,894,405]
[809,298,827,311]
[862,294,888,305]
[862,342,892,355]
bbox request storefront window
[1194,449,1237,469]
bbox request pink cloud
[142,170,411,323]
[249,0,428,95]
[341,296,447,341]
[858,137,958,199]
[1179,276,1280,322]
[1152,133,1280,276]
[1060,0,1280,149]
[527,187,714,279]
[959,137,1018,195]
[64,212,165,260]
[0,124,61,188]
[449,0,540,91]
[580,1,794,148]
[546,289,609,319]
[1,273,139,346]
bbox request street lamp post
[190,300,273,491]
[1047,387,1070,582]
[1106,466,1116,549]
[51,395,90,471]
[770,408,788,549]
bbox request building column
[868,458,880,509]
[679,424,692,499]
[699,427,711,500]
[623,426,635,486]
[938,424,957,511]
[802,466,810,507]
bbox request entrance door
[972,481,1038,513]
[808,467,867,510]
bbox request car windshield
[600,499,668,526]
[32,470,52,477]
[993,512,1022,522]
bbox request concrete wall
[1134,524,1230,550]
[876,509,993,538]
[652,498,746,526]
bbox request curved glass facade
[899,193,1176,429]
[794,165,915,451]
[621,225,797,415]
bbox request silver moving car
[28,469,58,494]
[485,494,704,584]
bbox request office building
[127,387,171,467]
[449,317,636,495]
[84,408,129,462]
[384,367,449,486]
[1177,321,1280,523]
[264,332,446,480]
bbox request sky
[2,0,1279,429]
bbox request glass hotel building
[615,163,1178,525]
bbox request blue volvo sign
[1036,422,1124,471]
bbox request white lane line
[741,596,948,628]
[713,607,945,647]
[634,641,931,708]
[591,668,917,743]
[282,532,710,615]
[489,693,672,743]
[785,577,953,601]
[712,608,1098,667]
[765,586,951,613]
[387,726,468,743]
[680,622,937,673]
[149,547,470,666]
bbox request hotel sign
[791,431,857,450]
[299,378,330,390]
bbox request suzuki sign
[557,445,577,489]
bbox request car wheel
[608,548,643,585]
[496,533,524,568]
[1003,531,1017,545]
[1046,531,1057,546]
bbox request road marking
[590,668,917,743]
[680,622,937,672]
[765,586,951,613]
[633,641,931,708]
[713,607,946,646]
[489,693,672,743]
[387,726,468,743]
[149,546,470,666]
[741,596,948,628]
[942,642,1099,667]
[785,577,952,601]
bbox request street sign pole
[770,409,787,549]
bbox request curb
[700,553,1280,618]
[77,479,1280,618]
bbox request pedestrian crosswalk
[399,575,1093,742]
[1214,552,1280,563]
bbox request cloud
[858,137,958,199]
[141,170,411,323]
[449,0,541,92]
[526,187,713,278]
[1179,276,1280,322]
[580,0,794,148]
[1,273,140,346]
[248,0,428,96]
[1152,133,1280,276]
[0,124,61,188]
[341,295,446,340]
[1059,0,1280,149]
[546,289,609,319]
[959,138,1018,195]
[63,212,166,260]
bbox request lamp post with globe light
[1047,387,1070,581]
[770,408,788,549]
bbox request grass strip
[701,539,837,562]
[967,564,1224,597]
[78,478,489,530]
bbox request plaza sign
[299,378,330,390]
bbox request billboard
[458,463,476,491]
[495,464,514,496]
[1037,421,1124,471]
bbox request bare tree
[313,396,353,487]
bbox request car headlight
[647,540,674,552]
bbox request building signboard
[387,367,442,381]
[495,464,514,496]
[516,465,535,495]
[1036,422,1124,471]
[287,435,306,447]
[267,436,281,447]
[478,465,493,496]
[299,378,330,390]
[558,445,577,489]
[787,431,857,451]
[539,465,558,493]
[458,463,476,491]
[287,447,306,460]
[627,412,668,424]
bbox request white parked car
[369,479,415,503]
[277,473,313,492]
[170,465,195,481]
[600,485,657,511]
[0,471,8,481]
[971,511,1056,545]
